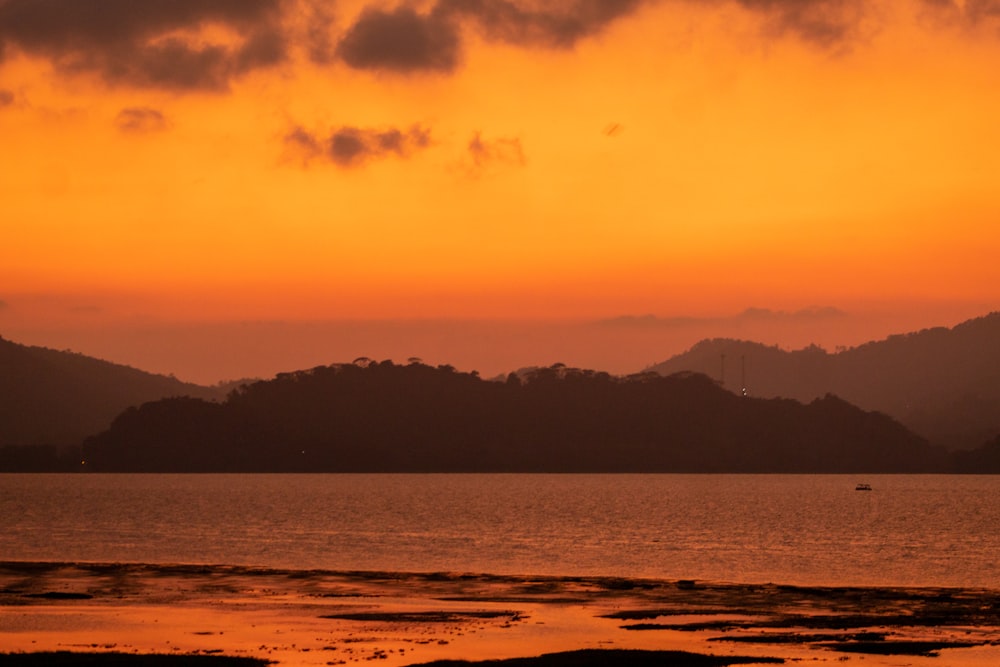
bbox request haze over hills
[0,335,224,451]
[648,312,1000,451]
[4,313,1000,472]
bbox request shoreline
[2,561,999,667]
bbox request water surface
[2,474,998,587]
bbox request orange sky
[1,0,999,382]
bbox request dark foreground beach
[1,562,999,667]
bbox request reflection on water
[2,474,998,587]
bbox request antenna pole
[741,355,747,397]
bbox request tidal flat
[1,562,999,667]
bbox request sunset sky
[2,0,999,383]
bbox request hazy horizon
[2,302,991,385]
[3,0,1000,380]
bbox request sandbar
[2,562,999,666]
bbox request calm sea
[2,474,998,588]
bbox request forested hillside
[0,336,222,468]
[82,360,950,473]
[648,312,1000,450]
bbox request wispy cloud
[966,0,1000,23]
[465,132,526,174]
[920,0,1000,25]
[598,307,848,328]
[731,0,868,47]
[284,124,433,168]
[439,0,648,49]
[114,107,169,133]
[730,0,1000,45]
[300,0,337,65]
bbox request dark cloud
[335,6,461,73]
[438,0,647,49]
[329,128,369,165]
[235,26,288,71]
[733,0,865,47]
[0,0,287,91]
[328,125,432,166]
[329,0,896,76]
[732,0,1000,47]
[445,0,865,51]
[284,124,432,168]
[0,88,13,107]
[330,0,985,72]
[467,132,526,170]
[334,0,650,74]
[914,0,1000,33]
[115,107,168,133]
[0,0,975,92]
[964,0,1000,23]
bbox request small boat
[855,483,872,491]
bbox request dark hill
[0,335,222,465]
[647,312,1000,450]
[82,360,947,473]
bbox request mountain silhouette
[0,335,222,469]
[81,360,949,473]
[647,312,1000,450]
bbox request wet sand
[2,562,999,666]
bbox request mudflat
[1,562,999,667]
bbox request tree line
[60,360,966,473]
